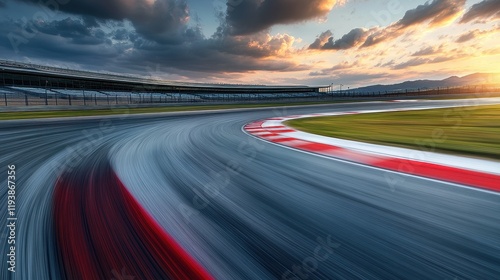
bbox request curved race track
[1,99,499,279]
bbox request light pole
[339,84,343,96]
[45,80,48,105]
[82,86,86,106]
[50,81,57,105]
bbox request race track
[1,99,499,279]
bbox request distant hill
[353,73,500,93]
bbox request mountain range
[352,73,500,93]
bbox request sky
[0,0,499,87]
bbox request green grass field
[2,93,496,121]
[0,101,340,120]
[286,105,500,160]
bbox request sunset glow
[0,0,499,87]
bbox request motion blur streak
[1,99,500,279]
[53,158,213,280]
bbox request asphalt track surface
[1,99,499,279]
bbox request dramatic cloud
[126,26,306,73]
[362,0,465,48]
[393,55,459,70]
[311,0,466,51]
[127,45,306,74]
[0,18,121,68]
[112,29,131,41]
[2,0,498,86]
[226,0,340,35]
[309,61,358,76]
[411,45,442,56]
[455,26,500,43]
[33,17,111,45]
[211,18,299,59]
[1,0,315,78]
[460,0,500,23]
[456,30,480,43]
[310,28,371,50]
[0,14,306,76]
[397,0,464,28]
[309,30,333,49]
[15,0,190,42]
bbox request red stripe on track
[265,129,296,133]
[292,140,500,192]
[53,163,213,280]
[271,137,301,143]
[295,142,343,153]
[372,157,500,192]
[245,120,500,193]
[261,125,286,129]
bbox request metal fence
[335,85,500,97]
[1,92,170,107]
[1,85,500,107]
[0,88,334,107]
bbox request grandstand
[0,60,327,104]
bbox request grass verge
[0,101,339,120]
[285,105,500,161]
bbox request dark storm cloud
[128,43,306,73]
[226,0,338,35]
[1,0,314,77]
[126,25,305,73]
[0,12,307,76]
[10,0,340,40]
[0,19,120,67]
[81,16,101,28]
[310,0,465,51]
[131,0,190,42]
[460,0,500,23]
[112,29,131,41]
[4,17,111,47]
[14,0,189,41]
[210,22,297,59]
[35,18,93,42]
